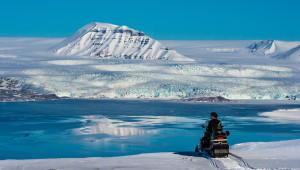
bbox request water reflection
[125,116,205,128]
[73,116,153,136]
[72,115,205,137]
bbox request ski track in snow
[228,153,255,169]
[201,152,255,170]
[201,153,221,169]
[215,158,242,170]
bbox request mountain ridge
[272,45,300,60]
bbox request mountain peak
[53,22,193,61]
[86,22,118,29]
[248,39,277,55]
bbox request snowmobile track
[200,152,255,169]
[229,152,255,169]
[201,152,222,170]
[208,158,222,170]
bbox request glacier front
[0,36,300,100]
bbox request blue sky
[0,0,299,40]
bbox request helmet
[210,112,218,118]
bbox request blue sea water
[0,99,300,159]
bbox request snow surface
[229,107,300,123]
[1,37,300,100]
[0,139,299,169]
[258,108,300,124]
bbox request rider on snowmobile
[200,112,221,150]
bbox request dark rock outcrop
[0,77,60,102]
[182,96,230,102]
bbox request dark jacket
[207,119,221,134]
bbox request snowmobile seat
[213,125,223,133]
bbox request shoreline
[1,97,300,105]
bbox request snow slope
[230,139,300,169]
[0,139,299,169]
[272,45,300,60]
[54,22,193,61]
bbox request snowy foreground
[0,139,299,170]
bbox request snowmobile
[195,119,230,158]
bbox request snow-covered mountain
[53,22,193,61]
[248,39,277,55]
[248,39,300,55]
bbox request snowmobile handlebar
[218,116,225,126]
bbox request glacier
[1,27,300,100]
